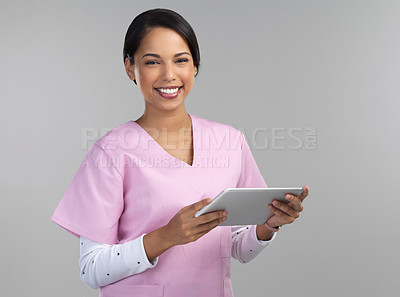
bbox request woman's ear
[124,57,136,82]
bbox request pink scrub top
[51,113,267,297]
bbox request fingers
[188,198,212,213]
[285,194,303,212]
[195,215,225,234]
[297,185,309,202]
[272,200,300,219]
[266,186,308,228]
[268,204,295,224]
[196,210,227,224]
[194,209,227,232]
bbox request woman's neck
[135,108,192,135]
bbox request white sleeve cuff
[138,234,159,266]
[231,225,277,264]
[255,225,277,245]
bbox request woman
[51,8,309,297]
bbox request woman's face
[126,27,197,113]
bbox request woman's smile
[154,85,183,99]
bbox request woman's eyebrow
[141,52,191,59]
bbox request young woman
[51,8,309,297]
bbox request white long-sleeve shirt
[79,225,276,289]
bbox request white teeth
[158,87,179,94]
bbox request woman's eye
[176,58,189,63]
[145,60,159,65]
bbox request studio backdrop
[1,0,399,296]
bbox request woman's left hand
[265,185,309,229]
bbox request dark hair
[123,8,200,85]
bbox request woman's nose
[161,63,176,81]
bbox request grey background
[1,0,399,296]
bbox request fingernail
[273,200,279,206]
[223,211,228,216]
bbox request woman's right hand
[164,198,228,246]
[143,198,227,262]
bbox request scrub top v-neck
[131,113,196,168]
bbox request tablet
[195,188,303,226]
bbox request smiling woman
[50,7,308,297]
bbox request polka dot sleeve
[79,235,158,289]
[231,225,277,264]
